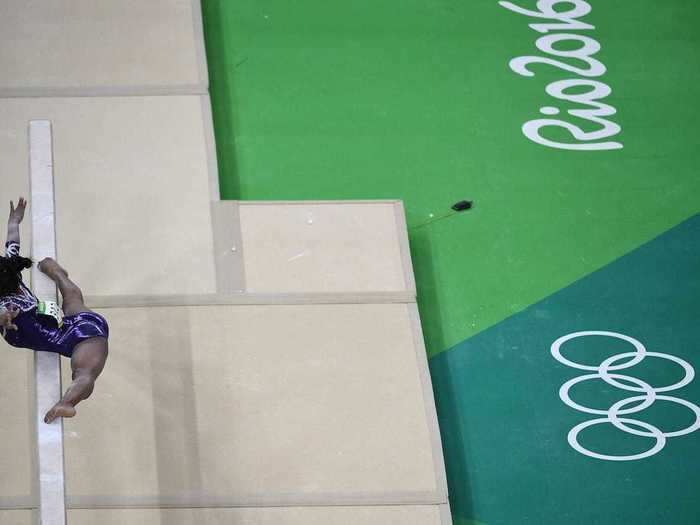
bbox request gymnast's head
[0,255,32,297]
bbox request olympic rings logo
[551,331,700,461]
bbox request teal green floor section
[430,213,700,524]
[202,0,700,357]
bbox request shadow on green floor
[454,517,487,525]
[201,0,241,199]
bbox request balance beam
[29,120,67,525]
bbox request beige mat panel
[0,505,445,524]
[65,506,442,525]
[0,510,33,525]
[0,96,216,297]
[0,134,32,248]
[239,202,411,293]
[0,0,205,92]
[62,304,438,502]
[0,350,33,504]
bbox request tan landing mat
[0,0,206,94]
[69,506,444,524]
[236,202,413,293]
[61,304,442,506]
[0,150,31,248]
[0,350,33,506]
[0,510,33,525]
[0,506,444,525]
[0,96,217,297]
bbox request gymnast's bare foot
[38,257,68,280]
[44,402,76,424]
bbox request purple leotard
[1,241,109,358]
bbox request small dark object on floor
[452,200,473,212]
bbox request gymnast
[0,197,109,424]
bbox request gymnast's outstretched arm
[6,197,27,246]
[1,198,26,332]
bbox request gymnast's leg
[37,257,88,317]
[43,337,108,424]
[38,258,109,424]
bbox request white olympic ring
[551,331,700,461]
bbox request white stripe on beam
[29,120,67,525]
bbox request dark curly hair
[0,255,32,297]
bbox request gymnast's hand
[9,197,27,225]
[0,306,20,331]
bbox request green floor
[201,1,700,523]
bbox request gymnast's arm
[6,197,26,247]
